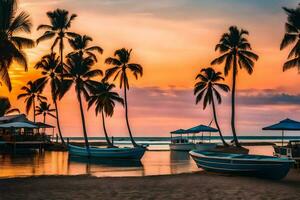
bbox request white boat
[195,143,217,151]
[169,142,195,151]
[169,125,220,151]
[68,144,146,160]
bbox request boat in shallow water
[189,150,295,179]
[68,144,146,161]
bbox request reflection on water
[0,146,275,178]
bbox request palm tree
[88,81,124,147]
[36,8,77,68]
[194,67,230,146]
[61,53,102,152]
[104,48,143,147]
[280,4,300,71]
[35,101,56,124]
[211,26,259,146]
[0,96,20,117]
[34,52,65,144]
[17,79,47,122]
[0,0,34,91]
[67,34,103,61]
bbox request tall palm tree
[194,67,230,146]
[104,48,143,147]
[35,101,56,124]
[211,26,258,146]
[61,53,102,152]
[17,79,47,122]
[34,52,65,144]
[67,34,103,61]
[36,8,77,68]
[88,81,124,147]
[0,96,20,117]
[0,0,34,91]
[280,4,300,71]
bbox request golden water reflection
[0,146,275,178]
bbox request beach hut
[262,118,300,146]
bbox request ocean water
[0,145,276,179]
[61,136,300,150]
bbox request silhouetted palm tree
[67,34,103,61]
[280,4,300,71]
[104,48,143,147]
[211,26,258,146]
[35,101,56,124]
[61,53,102,152]
[17,79,47,122]
[0,0,34,91]
[34,52,65,144]
[194,67,230,146]
[0,96,20,117]
[88,81,124,147]
[36,8,77,68]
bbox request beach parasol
[262,118,300,146]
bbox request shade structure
[170,129,188,134]
[185,124,218,133]
[0,122,38,128]
[262,118,300,146]
[262,118,300,131]
[35,122,55,128]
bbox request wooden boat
[190,150,295,179]
[68,144,146,160]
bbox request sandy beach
[1,170,300,200]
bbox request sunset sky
[4,0,300,137]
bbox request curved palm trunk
[101,110,114,148]
[33,98,36,123]
[123,84,138,147]
[77,89,90,154]
[53,99,65,145]
[43,113,46,133]
[231,56,240,146]
[211,96,228,146]
[60,37,64,70]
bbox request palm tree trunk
[33,98,36,123]
[123,83,138,147]
[211,96,228,146]
[77,88,90,154]
[43,113,46,133]
[231,56,240,146]
[101,110,114,148]
[53,99,65,145]
[60,37,64,70]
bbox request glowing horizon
[3,0,300,137]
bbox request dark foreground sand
[0,170,300,200]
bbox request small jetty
[0,114,55,153]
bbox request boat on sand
[190,150,295,180]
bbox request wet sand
[1,170,300,200]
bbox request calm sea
[0,142,278,179]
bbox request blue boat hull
[68,145,146,161]
[190,151,294,180]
